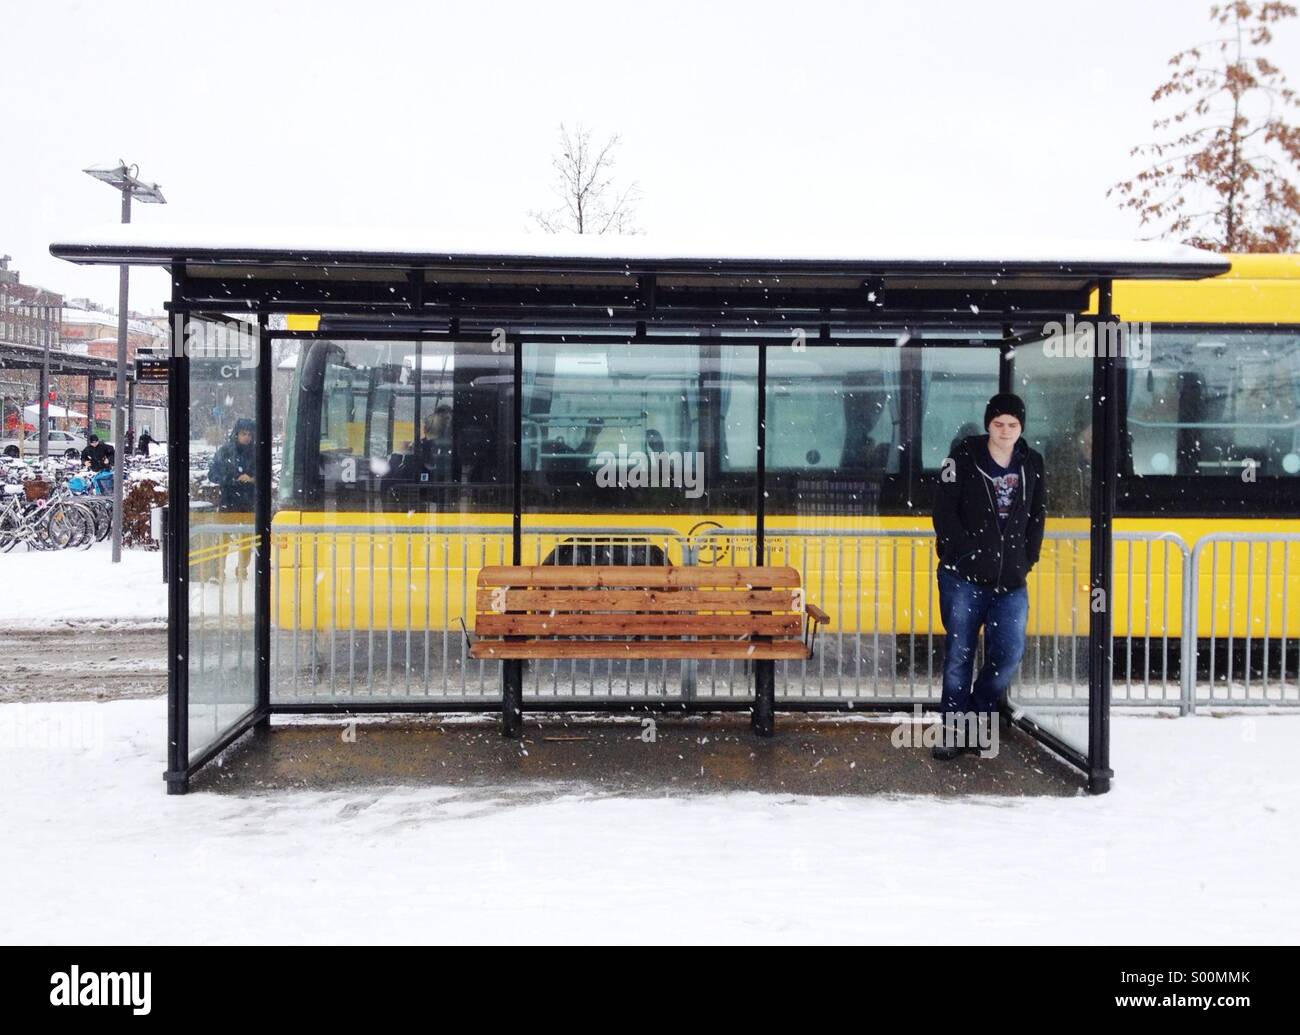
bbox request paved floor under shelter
[191,714,1084,798]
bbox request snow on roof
[23,403,87,419]
[61,307,121,324]
[62,307,166,337]
[50,223,1230,277]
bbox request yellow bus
[266,254,1300,698]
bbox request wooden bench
[469,565,829,738]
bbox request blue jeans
[937,569,1028,717]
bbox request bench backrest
[474,565,805,641]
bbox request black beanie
[984,392,1026,430]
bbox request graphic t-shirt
[977,449,1020,527]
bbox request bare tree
[1111,1,1300,252]
[531,123,642,234]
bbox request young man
[930,393,1047,759]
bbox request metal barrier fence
[178,520,1300,713]
[1188,533,1300,709]
[188,519,259,759]
[517,528,689,702]
[692,528,1076,705]
[688,528,1197,709]
[267,525,688,705]
[270,524,513,704]
[1115,532,1192,712]
[690,528,960,704]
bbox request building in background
[1,254,167,448]
[60,301,167,357]
[1,255,64,438]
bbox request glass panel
[1006,338,1093,755]
[271,339,513,704]
[520,341,758,702]
[764,346,903,702]
[1127,329,1300,478]
[764,345,905,527]
[280,340,512,513]
[759,345,1014,708]
[187,316,261,760]
[521,341,756,517]
[920,348,1002,472]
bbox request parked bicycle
[66,469,114,542]
[0,484,96,552]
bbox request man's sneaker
[964,714,995,756]
[931,715,962,760]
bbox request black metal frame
[44,242,1227,797]
[254,313,272,730]
[1087,289,1119,793]
[163,264,188,794]
[166,323,1107,791]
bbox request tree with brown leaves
[1111,2,1300,252]
[530,123,642,235]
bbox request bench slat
[470,640,810,661]
[476,565,801,589]
[474,589,801,613]
[476,613,802,637]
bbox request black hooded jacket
[932,434,1047,590]
[80,440,114,472]
[208,422,256,511]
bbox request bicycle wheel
[83,499,111,541]
[97,501,113,542]
[0,507,20,552]
[40,501,91,550]
[69,503,97,550]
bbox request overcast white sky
[3,0,1295,314]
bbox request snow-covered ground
[1,698,1295,944]
[0,542,165,627]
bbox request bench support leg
[752,660,775,737]
[502,659,524,739]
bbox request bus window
[367,384,394,463]
[765,347,902,474]
[287,339,513,511]
[920,347,1000,470]
[1127,330,1300,478]
[522,342,757,514]
[759,346,903,517]
[1012,340,1093,515]
[321,363,367,456]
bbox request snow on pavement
[1,698,1296,944]
[0,543,165,627]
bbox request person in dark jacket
[416,405,458,482]
[204,418,256,580]
[931,393,1047,759]
[80,434,114,472]
[1043,397,1092,516]
[209,418,256,511]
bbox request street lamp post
[39,308,50,460]
[83,162,166,563]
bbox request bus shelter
[51,229,1228,794]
